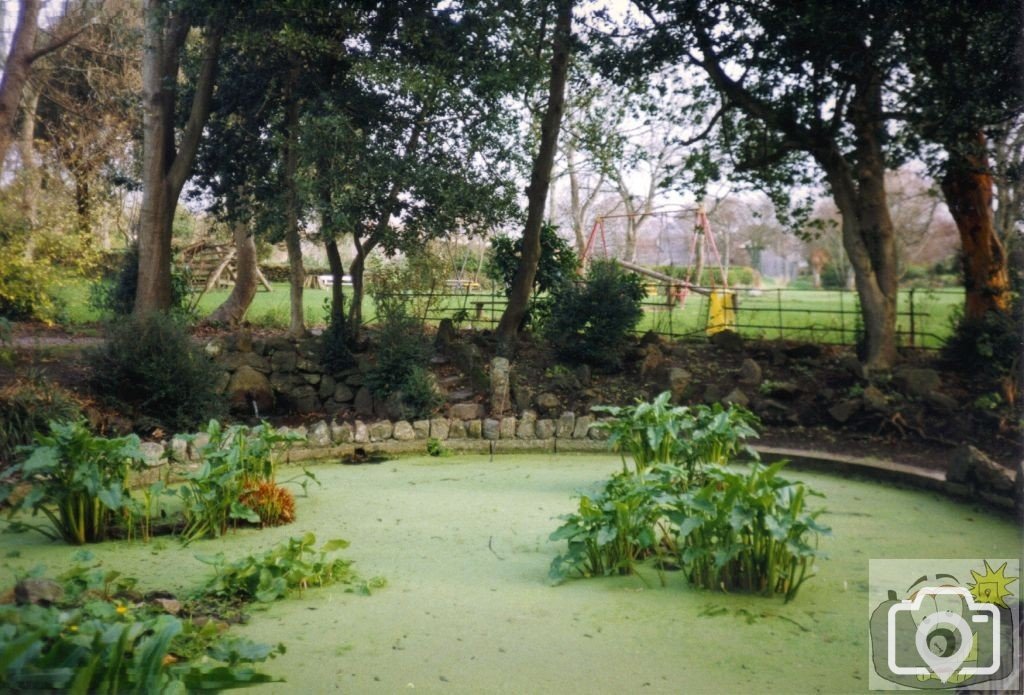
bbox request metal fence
[375,284,961,349]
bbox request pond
[2,454,1019,693]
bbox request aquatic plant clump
[669,461,830,601]
[239,481,296,527]
[0,561,283,692]
[551,395,829,601]
[197,533,386,603]
[178,420,307,544]
[1,420,145,544]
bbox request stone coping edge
[145,420,1020,517]
[274,439,1018,513]
[754,446,1018,513]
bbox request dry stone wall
[188,330,1021,515]
[139,410,614,474]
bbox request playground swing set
[581,204,738,334]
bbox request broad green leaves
[198,533,384,603]
[593,391,759,479]
[3,421,144,544]
[178,420,307,544]
[672,463,830,602]
[550,395,829,601]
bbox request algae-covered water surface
[2,454,1020,694]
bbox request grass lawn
[636,287,960,348]
[48,278,960,348]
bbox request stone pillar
[490,357,511,415]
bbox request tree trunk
[136,0,175,314]
[343,108,426,335]
[566,143,587,255]
[282,75,306,338]
[347,245,368,328]
[17,84,40,230]
[135,5,221,315]
[74,171,92,235]
[941,131,1010,319]
[206,219,257,326]
[495,0,572,349]
[0,0,41,163]
[815,77,899,372]
[324,239,347,325]
[624,218,638,263]
[822,165,898,371]
[690,23,899,371]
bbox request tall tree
[30,0,141,245]
[193,1,522,335]
[901,1,1022,319]
[135,1,223,314]
[557,73,624,255]
[306,1,524,334]
[496,0,572,348]
[0,0,93,163]
[190,1,356,329]
[608,133,678,263]
[632,2,905,370]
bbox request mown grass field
[51,279,960,348]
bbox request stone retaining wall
[138,412,1022,517]
[142,410,613,470]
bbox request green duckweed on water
[2,454,1020,694]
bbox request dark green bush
[0,376,81,469]
[364,258,444,419]
[485,222,578,297]
[321,299,355,373]
[820,262,851,289]
[400,365,444,419]
[365,314,441,419]
[366,314,430,396]
[540,260,645,368]
[90,244,192,317]
[942,306,1021,381]
[88,312,225,431]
